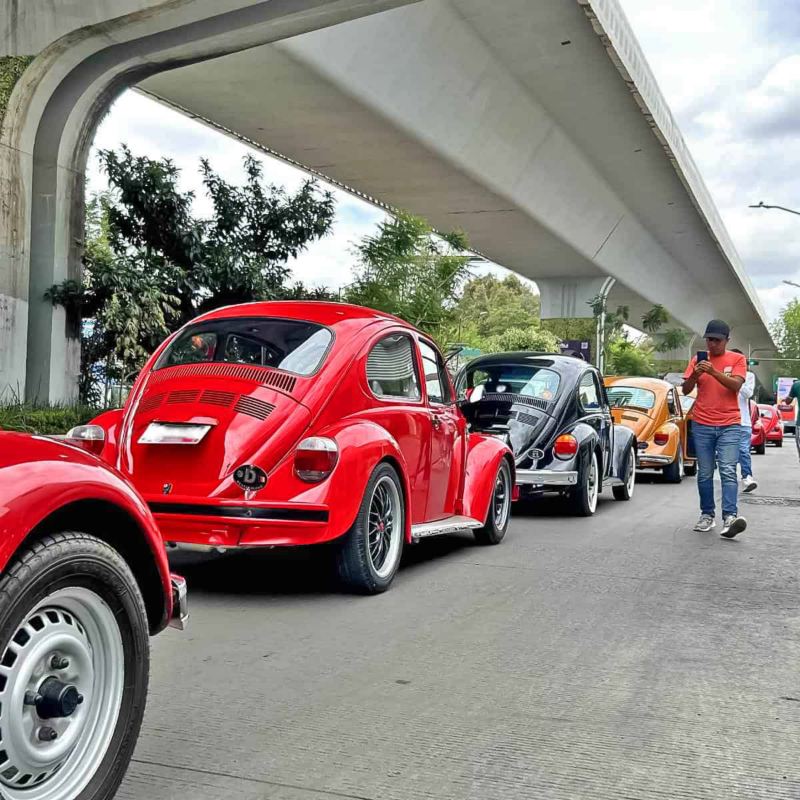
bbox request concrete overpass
[1,0,773,402]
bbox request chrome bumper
[516,469,578,486]
[169,575,189,630]
[638,455,673,466]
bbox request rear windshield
[458,364,560,401]
[680,395,695,412]
[607,386,656,410]
[156,317,333,375]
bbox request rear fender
[611,424,637,479]
[462,434,513,523]
[283,421,413,542]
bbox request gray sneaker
[721,515,747,538]
[742,475,758,493]
[693,514,715,532]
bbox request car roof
[465,352,592,375]
[191,301,414,331]
[605,376,675,392]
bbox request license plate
[138,422,212,445]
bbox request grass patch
[0,404,106,435]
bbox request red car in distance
[750,400,766,455]
[0,433,186,800]
[73,302,514,594]
[758,404,784,446]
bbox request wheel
[662,446,684,484]
[335,463,405,594]
[684,461,697,476]
[0,532,149,800]
[755,440,766,455]
[474,460,512,545]
[613,445,637,499]
[775,439,783,448]
[570,451,599,516]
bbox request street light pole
[749,201,800,217]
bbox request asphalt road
[119,443,800,800]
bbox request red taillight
[553,434,578,460]
[65,424,105,455]
[653,431,669,446]
[294,437,339,482]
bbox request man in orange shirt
[682,320,747,538]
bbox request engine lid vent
[234,396,276,421]
[148,363,296,394]
[139,393,165,413]
[166,390,200,405]
[200,390,236,407]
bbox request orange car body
[604,376,696,475]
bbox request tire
[662,446,684,484]
[755,440,766,455]
[613,445,637,500]
[776,440,783,448]
[335,463,405,594]
[474,460,512,545]
[570,451,599,516]
[684,461,697,477]
[0,532,149,800]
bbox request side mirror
[470,384,485,403]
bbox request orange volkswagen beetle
[604,376,696,482]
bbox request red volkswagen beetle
[74,302,514,594]
[0,432,186,800]
[758,403,784,446]
[750,400,766,455]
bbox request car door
[578,370,612,476]
[667,387,687,454]
[418,338,464,521]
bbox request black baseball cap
[703,319,730,340]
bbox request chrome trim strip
[169,575,189,630]
[516,469,578,486]
[411,516,482,539]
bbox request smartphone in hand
[696,350,708,363]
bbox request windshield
[607,386,657,410]
[156,317,333,376]
[458,364,560,401]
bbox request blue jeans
[692,423,740,518]
[738,425,753,478]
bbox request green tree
[770,298,800,377]
[482,326,561,354]
[344,212,471,340]
[452,274,540,342]
[606,338,656,377]
[48,147,335,403]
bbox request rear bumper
[516,469,578,487]
[169,574,189,630]
[148,498,332,547]
[637,454,673,467]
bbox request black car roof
[464,352,594,378]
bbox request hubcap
[367,477,403,579]
[678,449,684,479]
[0,588,124,800]
[626,450,636,495]
[493,467,511,529]
[588,455,599,513]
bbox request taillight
[294,437,339,482]
[653,431,669,446]
[553,434,578,460]
[65,425,105,455]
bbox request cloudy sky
[89,0,800,321]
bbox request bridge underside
[139,0,771,361]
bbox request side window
[579,371,600,411]
[366,334,421,401]
[419,340,452,405]
[667,390,677,416]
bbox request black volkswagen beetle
[455,353,637,516]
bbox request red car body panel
[0,433,173,629]
[92,302,510,549]
[758,404,784,443]
[750,401,766,449]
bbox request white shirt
[738,371,755,426]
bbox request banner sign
[559,339,591,362]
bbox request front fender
[274,421,413,543]
[611,424,637,479]
[462,434,513,523]
[89,408,123,465]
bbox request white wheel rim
[367,476,403,579]
[626,449,636,496]
[588,455,599,513]
[493,466,511,530]
[0,587,124,800]
[678,449,684,479]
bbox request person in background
[730,349,757,493]
[782,378,800,463]
[682,320,747,538]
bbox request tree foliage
[343,212,472,340]
[606,338,656,377]
[770,298,800,376]
[48,147,336,403]
[482,326,561,354]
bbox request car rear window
[607,386,657,410]
[156,317,333,375]
[458,364,560,401]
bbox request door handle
[431,413,442,429]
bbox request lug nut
[76,694,84,705]
[37,727,57,742]
[24,691,42,706]
[50,655,69,670]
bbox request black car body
[455,353,637,513]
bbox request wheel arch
[376,454,413,543]
[23,500,166,635]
